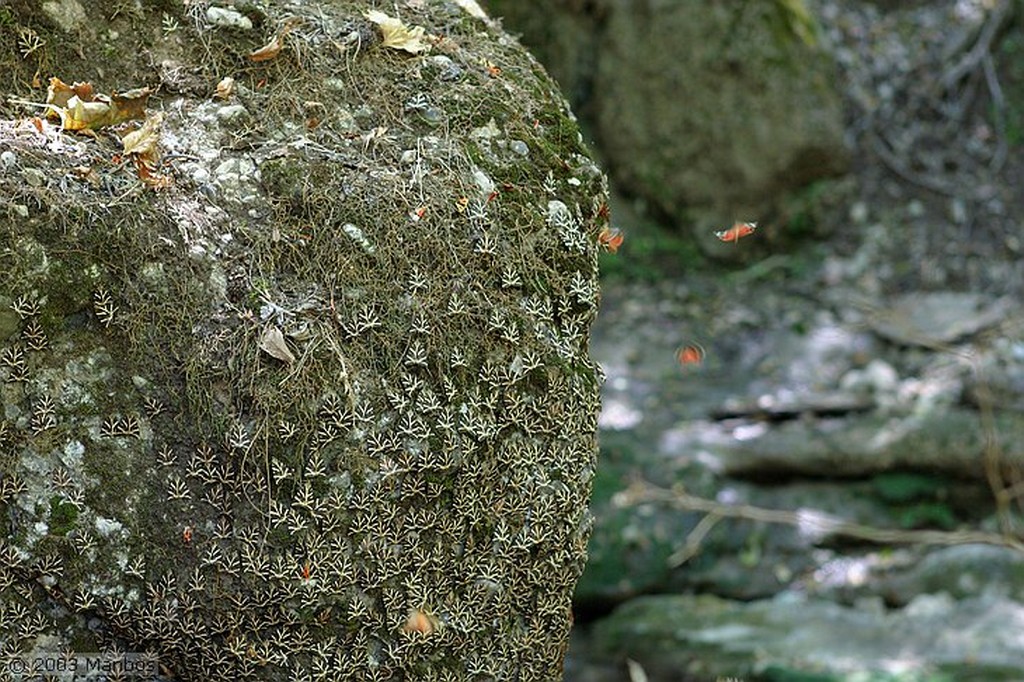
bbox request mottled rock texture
[0,1,606,679]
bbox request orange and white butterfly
[715,221,757,244]
[676,343,706,367]
[598,226,624,254]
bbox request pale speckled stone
[41,0,86,32]
[206,6,253,30]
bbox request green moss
[870,472,957,530]
[48,495,79,536]
[0,2,605,676]
[871,472,947,504]
[996,28,1024,146]
[895,502,956,530]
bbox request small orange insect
[300,561,311,581]
[677,343,705,366]
[715,221,757,244]
[182,526,193,545]
[403,608,438,635]
[598,226,624,254]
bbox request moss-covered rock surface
[0,1,606,679]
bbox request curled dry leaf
[134,162,173,189]
[122,113,171,188]
[249,17,302,62]
[259,326,296,364]
[364,10,430,54]
[45,77,151,131]
[249,34,284,62]
[215,76,235,99]
[121,113,164,162]
[46,78,93,109]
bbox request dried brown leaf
[249,34,284,62]
[44,78,151,131]
[110,88,151,121]
[46,78,94,111]
[249,18,302,63]
[215,76,235,99]
[259,326,295,364]
[121,112,164,162]
[134,161,173,189]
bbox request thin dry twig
[622,481,1024,567]
[868,131,962,197]
[940,0,1012,91]
[982,53,1009,172]
[668,512,723,567]
[855,0,1013,197]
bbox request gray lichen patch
[1,1,606,679]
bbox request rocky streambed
[547,0,1024,678]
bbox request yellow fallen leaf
[60,96,112,131]
[364,10,429,54]
[43,77,151,131]
[46,77,93,111]
[121,112,164,162]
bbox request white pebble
[216,104,250,123]
[206,6,252,30]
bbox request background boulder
[486,0,849,232]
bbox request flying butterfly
[715,221,757,244]
[598,226,624,254]
[676,342,706,367]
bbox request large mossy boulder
[0,1,606,679]
[593,0,848,218]
[485,0,848,225]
